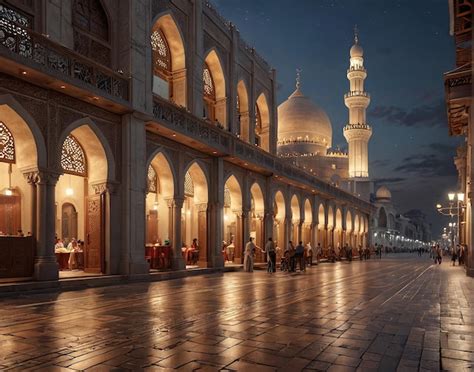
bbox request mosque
[277,29,372,201]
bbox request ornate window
[72,0,110,66]
[147,165,158,193]
[184,171,194,197]
[151,28,171,75]
[0,121,15,163]
[254,104,262,146]
[224,186,231,208]
[203,63,215,99]
[61,135,87,176]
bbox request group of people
[54,237,83,270]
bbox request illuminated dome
[350,43,363,58]
[277,86,332,154]
[376,186,392,201]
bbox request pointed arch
[151,12,187,107]
[255,92,270,151]
[346,210,353,233]
[335,208,343,230]
[354,214,360,234]
[379,207,387,228]
[250,182,264,215]
[0,95,47,169]
[147,151,175,198]
[184,161,209,204]
[203,49,227,127]
[58,118,115,183]
[290,194,300,223]
[318,203,326,228]
[274,190,286,221]
[304,198,312,224]
[327,205,334,228]
[224,174,242,211]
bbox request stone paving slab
[0,254,472,371]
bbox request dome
[277,87,332,150]
[376,186,392,201]
[350,43,363,58]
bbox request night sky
[215,0,460,238]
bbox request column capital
[91,181,119,195]
[37,171,61,186]
[167,197,185,209]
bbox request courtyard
[0,255,472,371]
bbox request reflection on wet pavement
[0,254,472,371]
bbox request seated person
[55,239,68,253]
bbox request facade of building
[0,0,372,282]
[444,0,473,276]
[372,186,432,250]
[277,31,373,201]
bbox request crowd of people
[428,243,466,267]
[54,237,84,270]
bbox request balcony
[444,63,472,136]
[344,91,370,99]
[0,21,129,104]
[151,97,373,212]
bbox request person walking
[305,242,313,266]
[243,237,257,272]
[295,241,305,272]
[288,240,296,272]
[264,237,276,273]
[451,245,459,266]
[436,244,442,265]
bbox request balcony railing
[0,21,129,101]
[344,91,370,99]
[152,97,373,212]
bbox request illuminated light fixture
[172,133,176,137]
[153,201,158,210]
[66,187,74,196]
[5,188,13,196]
[60,85,66,89]
[436,204,442,209]
[21,70,27,75]
[244,163,248,166]
[448,193,455,201]
[92,96,99,101]
[457,193,465,202]
[449,222,453,227]
[212,151,217,154]
[224,214,229,221]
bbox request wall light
[457,193,465,202]
[66,188,74,196]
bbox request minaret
[343,26,372,187]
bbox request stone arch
[318,203,326,228]
[151,12,187,107]
[237,79,250,141]
[346,210,353,233]
[255,92,270,151]
[0,94,47,169]
[327,205,334,228]
[203,49,227,127]
[146,148,176,198]
[57,117,115,183]
[223,174,243,263]
[249,181,265,262]
[304,198,312,224]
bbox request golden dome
[277,87,332,150]
[376,186,392,201]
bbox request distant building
[444,0,473,276]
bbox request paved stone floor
[0,254,473,371]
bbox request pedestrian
[264,237,276,273]
[451,245,459,266]
[317,243,322,264]
[305,242,313,266]
[378,244,383,259]
[358,245,363,261]
[295,241,305,272]
[436,244,442,265]
[288,240,296,272]
[243,237,257,272]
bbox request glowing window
[224,186,231,208]
[151,28,171,73]
[147,165,157,193]
[0,121,15,163]
[61,135,87,176]
[203,63,215,99]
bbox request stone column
[298,221,303,244]
[240,112,250,142]
[34,171,60,281]
[191,0,204,117]
[284,216,292,247]
[172,69,187,107]
[121,114,149,275]
[207,157,224,268]
[229,24,238,135]
[24,172,38,238]
[168,197,185,270]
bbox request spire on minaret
[296,68,302,89]
[354,24,359,44]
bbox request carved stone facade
[0,0,372,282]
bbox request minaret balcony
[344,91,370,99]
[344,92,370,108]
[347,68,367,80]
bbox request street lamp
[436,192,466,251]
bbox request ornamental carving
[61,135,87,176]
[151,28,171,73]
[147,165,158,194]
[0,121,15,163]
[184,171,194,197]
[203,64,215,99]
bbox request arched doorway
[145,152,175,271]
[303,199,312,246]
[56,124,109,275]
[273,190,286,261]
[318,203,326,254]
[379,207,387,228]
[223,175,243,264]
[354,215,360,248]
[182,162,208,267]
[151,13,187,106]
[290,195,300,243]
[335,208,343,251]
[61,203,78,244]
[250,182,265,262]
[327,205,334,251]
[346,211,353,249]
[203,50,226,127]
[237,80,250,141]
[255,93,270,151]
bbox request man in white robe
[243,237,257,272]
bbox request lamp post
[436,192,465,253]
